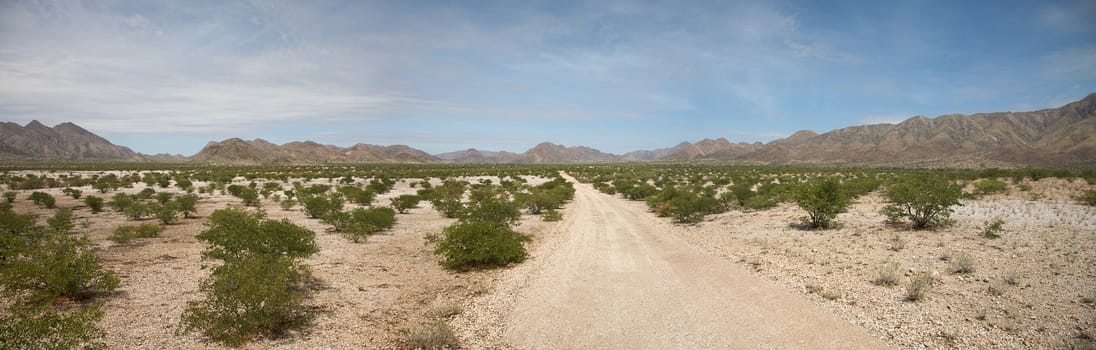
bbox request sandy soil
[453,173,891,349]
[665,178,1096,349]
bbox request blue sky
[0,0,1093,155]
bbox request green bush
[970,179,1008,197]
[155,192,174,205]
[2,191,15,203]
[0,301,106,350]
[882,175,963,229]
[299,194,342,219]
[109,223,163,244]
[793,177,850,229]
[61,187,82,199]
[175,194,199,218]
[82,196,104,213]
[1077,189,1096,206]
[109,193,133,212]
[428,221,530,270]
[460,198,521,227]
[28,192,56,208]
[179,254,312,347]
[196,208,318,260]
[124,202,149,221]
[46,208,75,233]
[135,188,157,200]
[334,207,398,243]
[279,199,297,211]
[541,208,563,222]
[151,203,179,225]
[982,218,1005,239]
[390,195,421,214]
[236,187,260,206]
[337,186,375,205]
[1,231,118,301]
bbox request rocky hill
[3,93,1092,167]
[0,120,142,160]
[731,93,1096,166]
[435,149,521,163]
[191,138,439,165]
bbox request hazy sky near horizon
[1,0,1094,155]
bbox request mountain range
[2,93,1093,167]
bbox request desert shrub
[155,192,174,205]
[124,202,149,221]
[793,177,850,229]
[951,252,976,274]
[337,186,375,205]
[882,175,962,229]
[1078,189,1096,206]
[982,218,1004,239]
[299,194,341,219]
[108,223,163,244]
[196,208,318,260]
[428,221,530,270]
[390,195,421,214]
[336,207,398,243]
[741,194,779,211]
[151,203,178,225]
[2,191,15,203]
[1,231,118,301]
[621,183,658,201]
[842,176,881,197]
[404,320,459,350]
[647,187,723,224]
[279,199,297,211]
[429,180,468,218]
[906,272,936,301]
[135,188,157,200]
[873,261,901,286]
[236,187,260,207]
[970,179,1008,197]
[179,254,312,347]
[366,179,392,194]
[61,187,82,199]
[46,208,75,233]
[175,194,199,218]
[28,192,55,208]
[460,197,521,227]
[82,196,104,213]
[0,210,36,236]
[541,208,563,222]
[109,193,133,212]
[0,302,106,350]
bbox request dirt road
[498,174,892,349]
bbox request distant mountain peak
[0,121,140,160]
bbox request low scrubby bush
[179,254,312,347]
[0,301,106,350]
[882,175,962,229]
[181,207,317,346]
[196,208,318,260]
[793,177,850,229]
[428,221,530,270]
[83,196,104,213]
[390,195,421,214]
[970,179,1008,197]
[108,223,163,244]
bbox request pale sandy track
[498,174,892,349]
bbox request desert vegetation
[0,162,1091,349]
